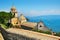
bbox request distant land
[26,15,60,32]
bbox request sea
[26,15,60,32]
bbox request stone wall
[7,33,39,40]
[6,28,60,40]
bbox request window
[16,22,18,24]
[40,25,42,27]
[14,13,15,16]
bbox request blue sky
[0,0,60,16]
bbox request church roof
[21,22,37,28]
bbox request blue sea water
[26,15,60,32]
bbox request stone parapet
[7,28,60,40]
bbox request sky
[0,0,60,16]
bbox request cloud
[27,10,60,16]
[0,9,10,12]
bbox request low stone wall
[6,28,60,40]
[7,33,39,40]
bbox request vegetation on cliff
[34,30,60,37]
[0,11,12,28]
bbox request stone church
[10,6,50,31]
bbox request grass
[0,24,7,29]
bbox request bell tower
[10,6,18,17]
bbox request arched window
[40,25,42,27]
[16,22,18,24]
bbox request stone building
[10,6,50,31]
[11,17,21,28]
[36,21,50,31]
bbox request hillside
[0,11,12,28]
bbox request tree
[0,11,12,20]
[0,11,13,28]
[55,32,60,37]
[0,17,4,24]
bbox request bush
[43,31,51,34]
[34,30,51,34]
[0,17,4,24]
[0,11,12,29]
[0,11,12,20]
[0,24,7,29]
[6,23,13,28]
[55,32,60,37]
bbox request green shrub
[34,30,51,34]
[55,32,60,37]
[0,24,7,29]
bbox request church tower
[10,6,18,17]
[19,14,27,24]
